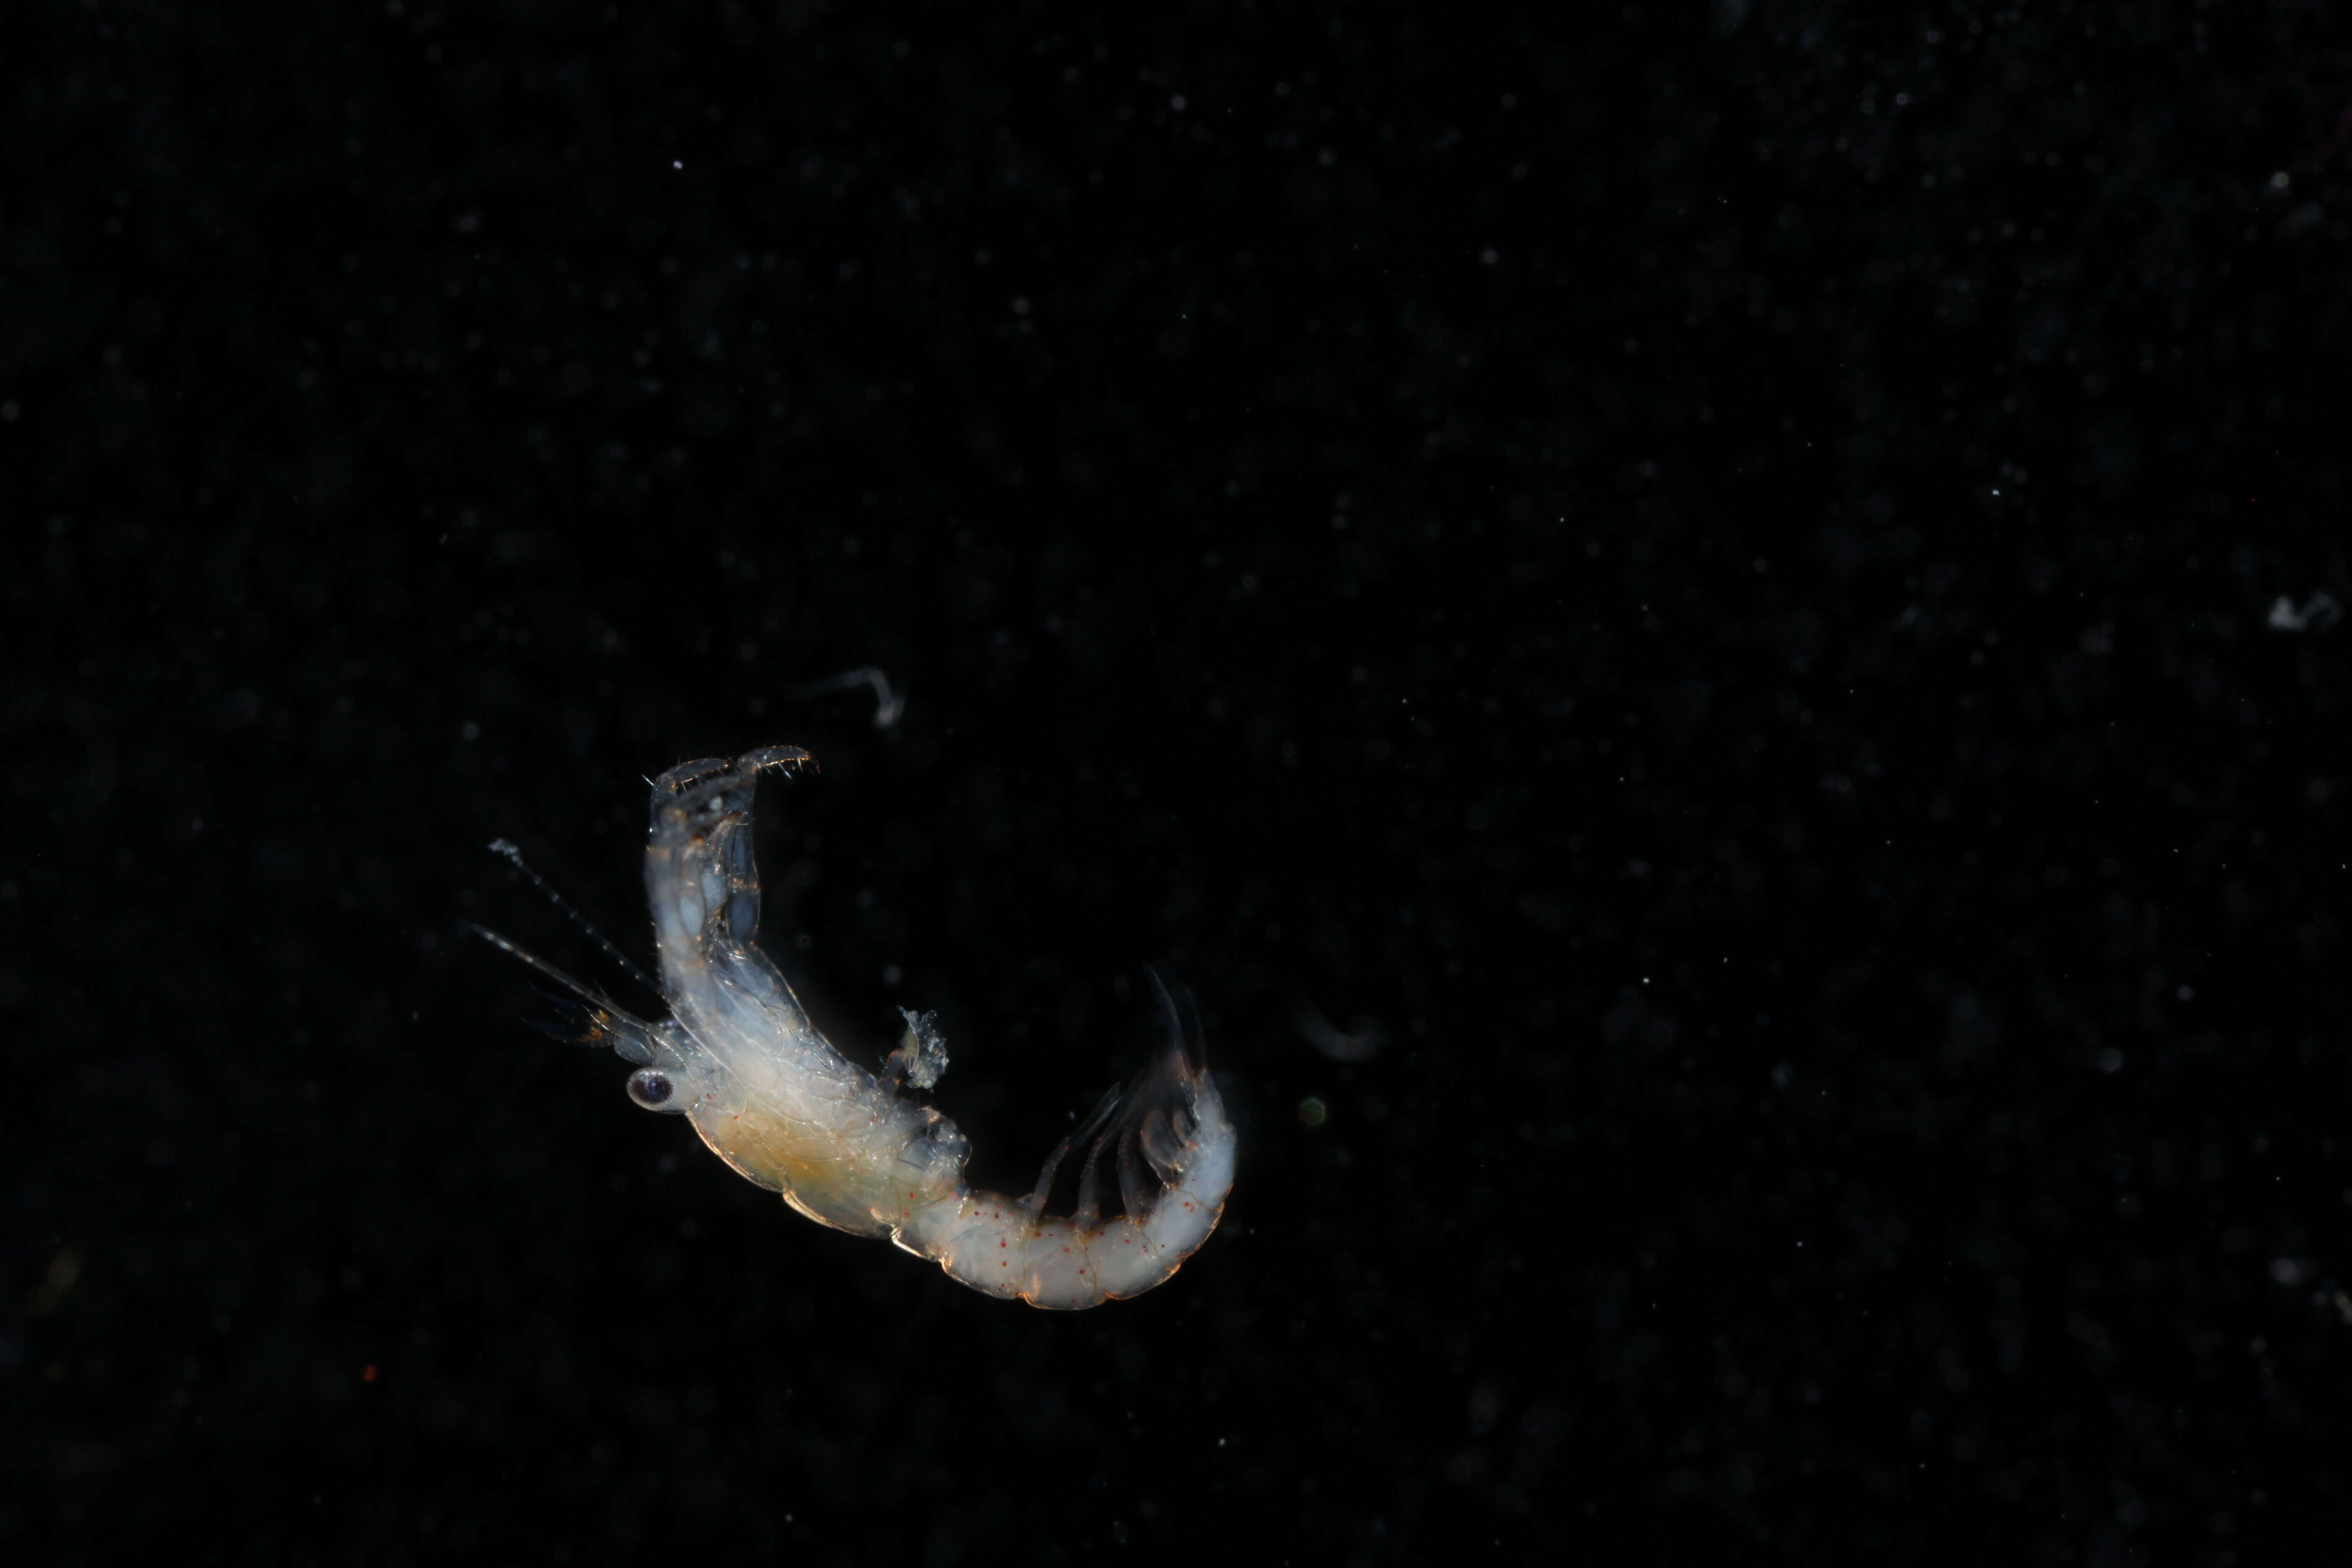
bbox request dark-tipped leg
[1065,1086,1124,1226]
[1024,1083,1117,1214]
[1116,1122,1150,1221]
[1023,1133,1075,1214]
[1073,1125,1115,1229]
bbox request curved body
[488,746,1234,1309]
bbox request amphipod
[471,746,1236,1308]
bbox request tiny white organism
[1292,997,1387,1063]
[793,666,905,727]
[2267,592,2343,633]
[471,746,1235,1308]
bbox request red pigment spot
[361,1364,379,1383]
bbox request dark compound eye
[627,1070,674,1108]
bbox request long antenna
[485,838,660,993]
[462,920,629,1015]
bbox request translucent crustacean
[471,746,1236,1308]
